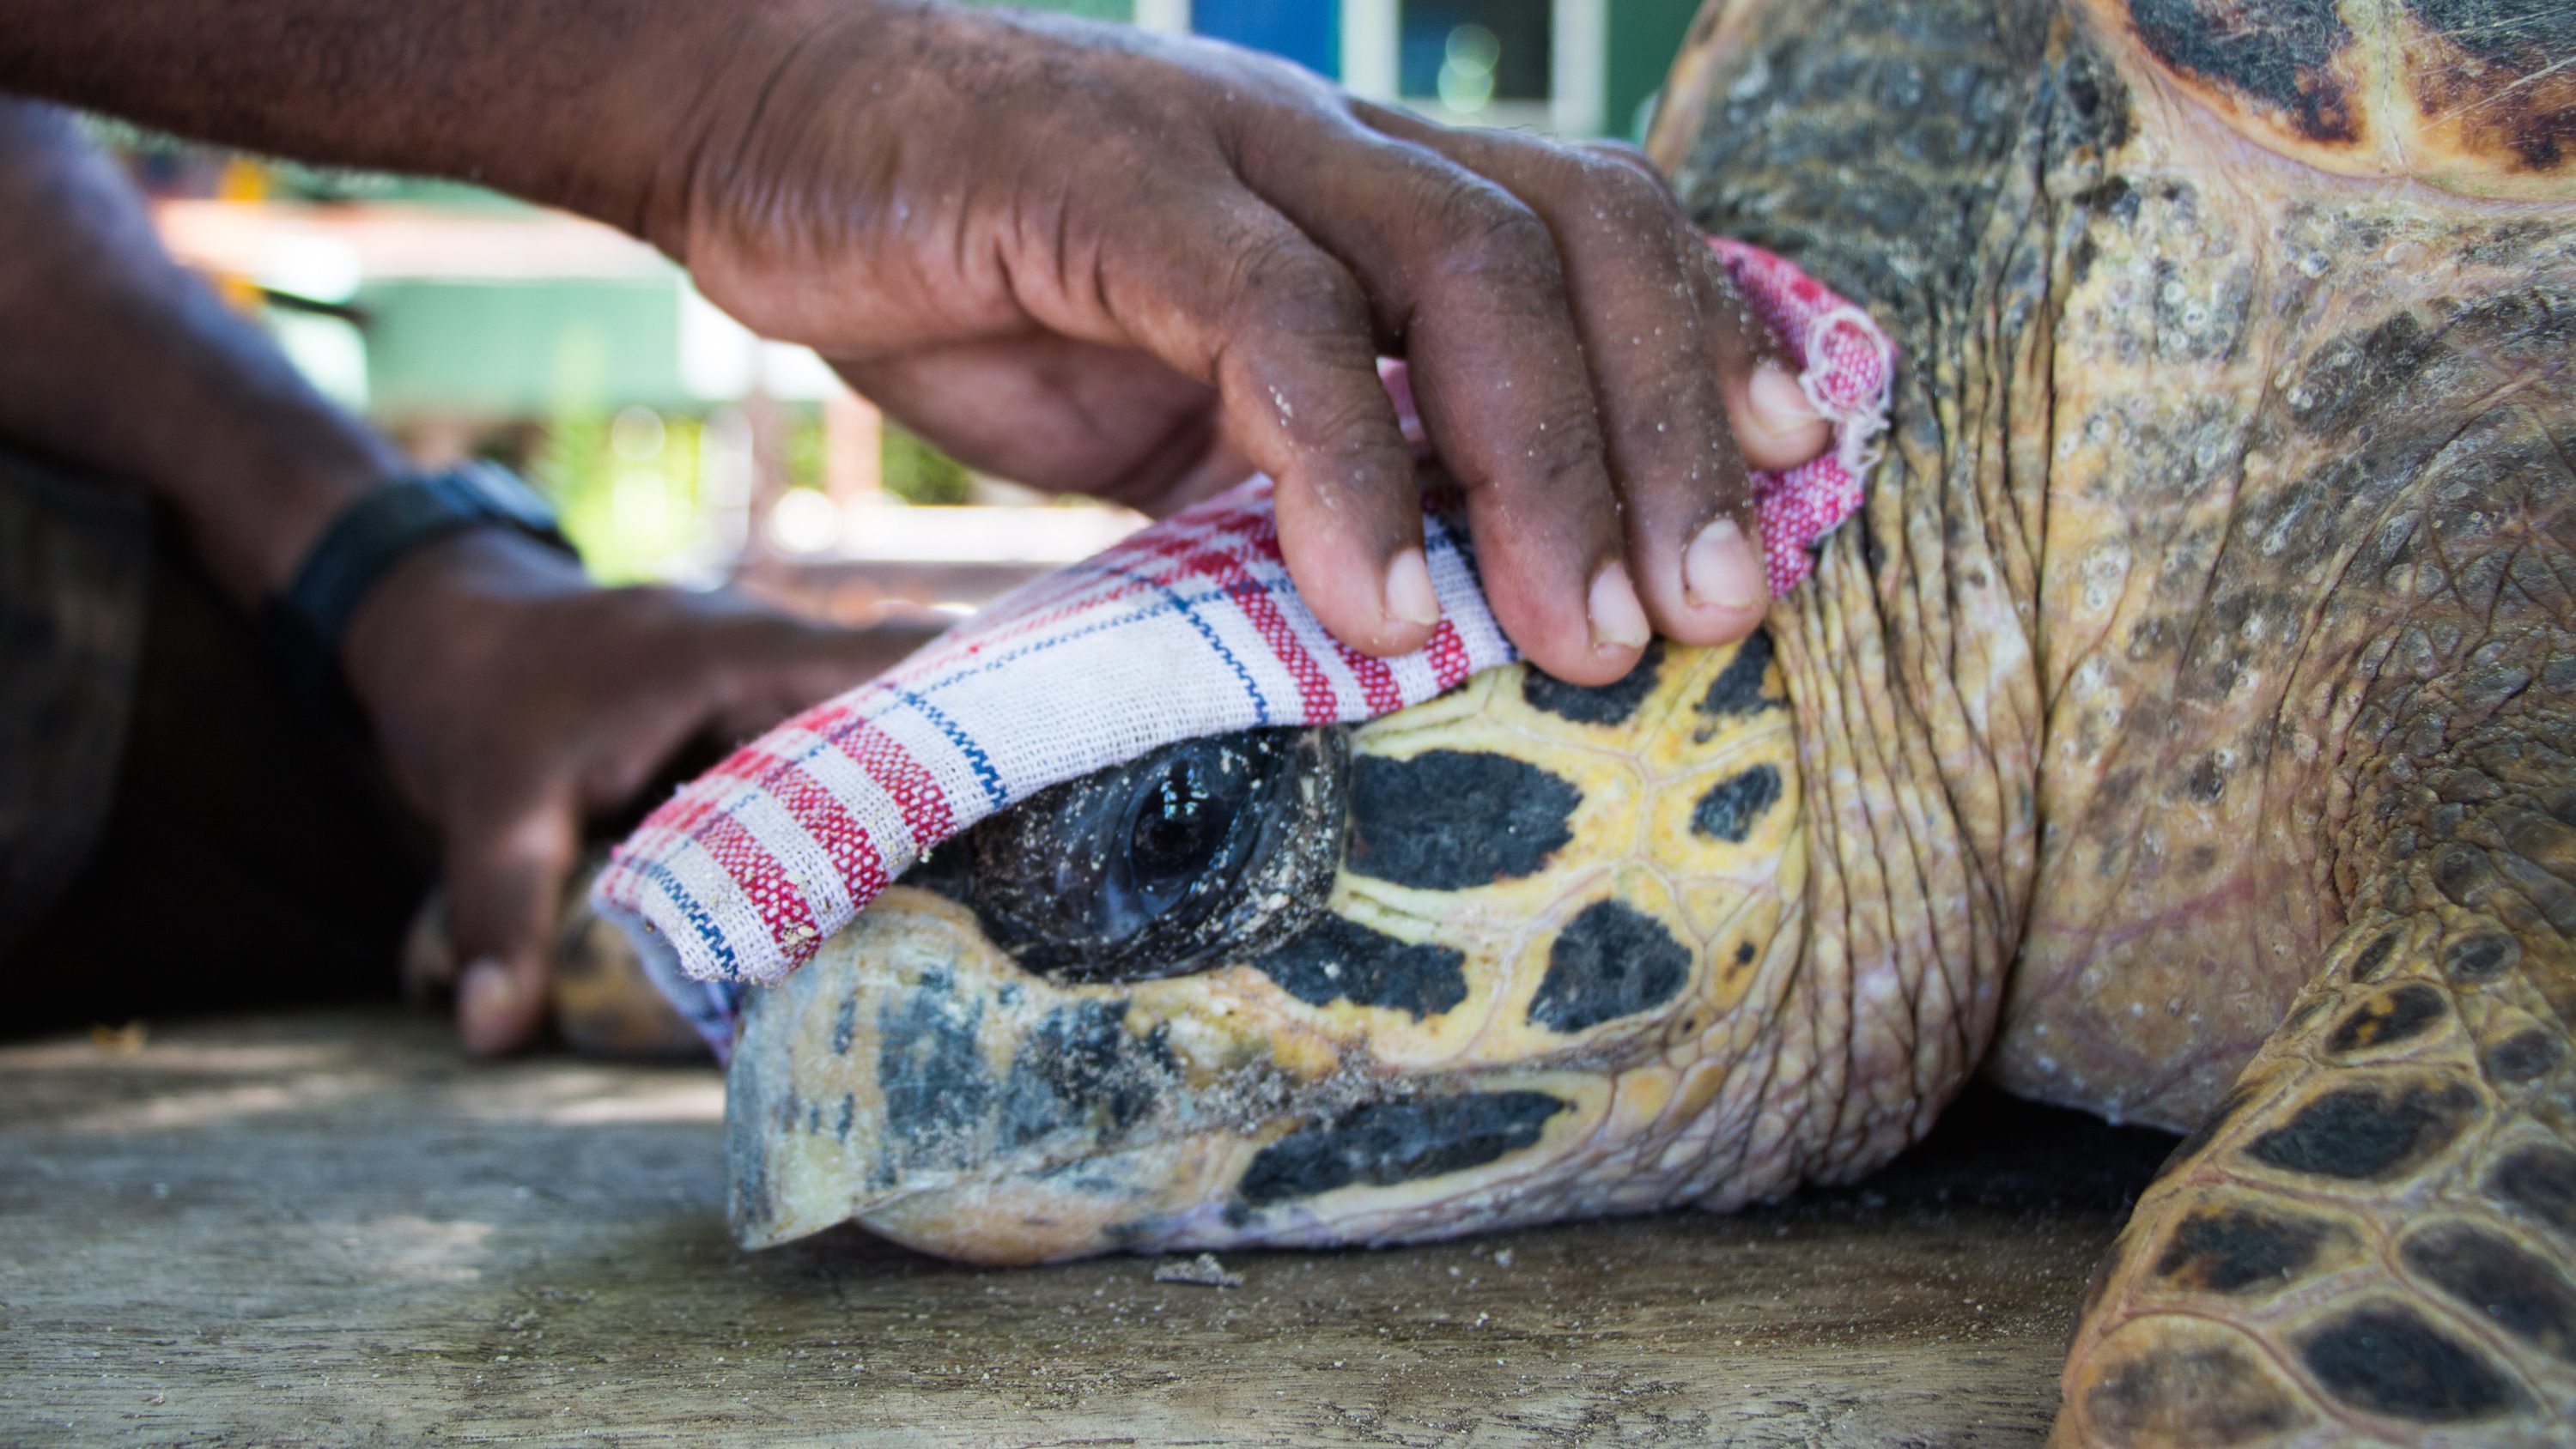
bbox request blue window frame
[1188,0,1342,78]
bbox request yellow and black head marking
[724,634,1806,1264]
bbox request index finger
[1362,116,1797,646]
[1091,193,1439,661]
[442,800,579,1057]
[1230,114,1650,686]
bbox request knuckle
[1566,164,1693,255]
[1510,133,1671,209]
[1298,390,1406,468]
[1424,185,1563,295]
[1532,427,1608,496]
[1479,401,1607,500]
[1595,157,1682,217]
[1579,138,1666,187]
[1224,230,1365,337]
[1486,141,1692,264]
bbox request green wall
[1607,0,1702,141]
[361,279,689,417]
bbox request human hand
[346,530,942,1055]
[660,3,1832,687]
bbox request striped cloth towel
[594,238,1895,1051]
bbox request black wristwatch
[263,461,578,712]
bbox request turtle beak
[717,876,1619,1264]
[722,885,1257,1263]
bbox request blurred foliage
[884,422,974,506]
[781,409,826,494]
[533,395,717,585]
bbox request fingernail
[459,958,519,1054]
[1587,561,1652,652]
[1685,517,1770,612]
[1749,363,1818,435]
[1384,548,1442,629]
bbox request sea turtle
[519,0,2576,1440]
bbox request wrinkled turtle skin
[533,1,2575,1441]
[1648,3,2575,1441]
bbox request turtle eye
[944,728,1348,984]
[1124,752,1234,906]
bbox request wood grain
[0,1010,2171,1446]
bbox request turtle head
[725,635,1806,1263]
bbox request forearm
[0,0,835,239]
[0,97,403,604]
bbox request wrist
[227,439,414,602]
[341,528,592,724]
[270,464,584,718]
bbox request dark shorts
[0,446,428,1038]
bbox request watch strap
[263,462,575,712]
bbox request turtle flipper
[2051,908,2576,1446]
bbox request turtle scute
[2079,0,2576,199]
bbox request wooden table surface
[0,1009,2173,1447]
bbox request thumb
[442,801,579,1058]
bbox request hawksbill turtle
[514,0,2576,1440]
